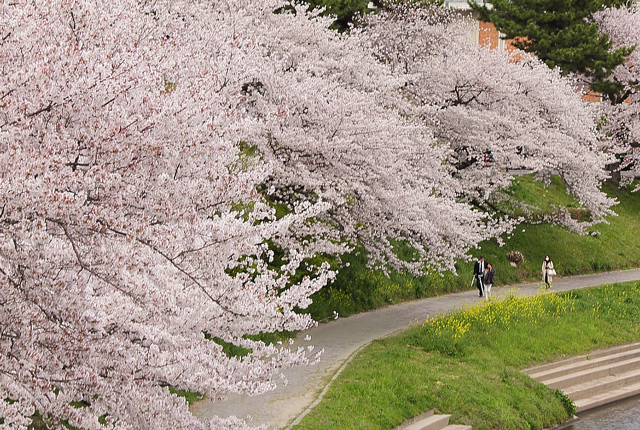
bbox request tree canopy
[283,0,375,31]
[0,0,624,428]
[594,4,640,179]
[364,2,615,231]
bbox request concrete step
[524,343,640,414]
[523,343,640,375]
[524,343,640,382]
[404,414,451,430]
[542,355,640,390]
[564,367,640,400]
[574,379,640,412]
[395,409,434,429]
[395,409,471,430]
[526,347,640,383]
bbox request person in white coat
[542,256,555,289]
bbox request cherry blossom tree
[237,2,519,274]
[0,0,520,428]
[0,1,335,428]
[593,4,640,184]
[363,3,616,230]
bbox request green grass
[293,281,640,430]
[306,249,462,320]
[307,178,640,321]
[466,180,640,284]
[494,175,591,219]
[168,387,204,406]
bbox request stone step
[524,343,640,381]
[542,355,640,390]
[404,414,451,430]
[564,367,640,400]
[523,343,640,374]
[574,379,640,412]
[524,343,640,414]
[395,410,471,430]
[395,409,434,429]
[526,347,640,383]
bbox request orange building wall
[478,21,525,61]
[478,21,499,49]
[582,91,602,102]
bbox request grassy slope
[307,178,640,321]
[293,282,640,430]
[476,178,640,282]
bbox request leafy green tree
[470,0,635,101]
[289,0,438,31]
[283,0,375,31]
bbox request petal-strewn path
[191,269,640,429]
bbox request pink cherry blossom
[1,1,333,428]
[364,3,615,231]
[594,4,640,185]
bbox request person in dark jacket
[483,262,496,300]
[473,256,486,297]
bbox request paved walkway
[191,269,640,429]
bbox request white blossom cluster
[594,4,640,186]
[0,0,625,428]
[364,3,616,231]
[0,1,333,428]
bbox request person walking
[483,262,495,300]
[542,255,555,289]
[473,256,486,297]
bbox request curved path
[191,269,640,429]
